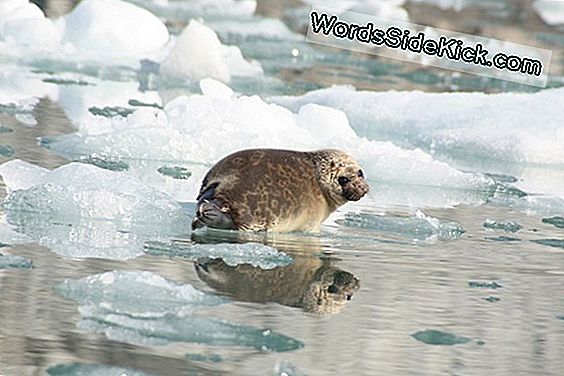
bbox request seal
[191,148,369,232]
[195,256,360,314]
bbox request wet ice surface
[145,241,293,269]
[1,0,564,375]
[57,270,304,352]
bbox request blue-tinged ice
[57,270,224,318]
[47,363,153,376]
[57,270,304,352]
[145,241,293,270]
[337,210,464,241]
[0,160,192,260]
[0,253,33,269]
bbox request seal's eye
[358,169,364,178]
[337,176,350,186]
[327,284,339,294]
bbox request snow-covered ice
[533,0,564,25]
[160,20,263,82]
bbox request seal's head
[311,150,369,207]
[302,266,360,314]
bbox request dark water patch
[43,78,95,86]
[485,236,521,242]
[88,106,135,118]
[483,219,522,233]
[542,216,564,229]
[485,296,501,303]
[0,144,15,157]
[469,281,502,289]
[531,239,564,249]
[0,125,13,133]
[557,315,564,321]
[157,165,192,179]
[411,329,471,346]
[128,99,163,109]
[76,155,129,172]
[0,254,33,269]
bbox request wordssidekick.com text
[310,10,545,78]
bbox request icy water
[1,0,564,375]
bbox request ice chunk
[208,18,302,41]
[62,0,169,59]
[534,0,564,25]
[0,160,191,260]
[160,20,262,82]
[199,78,233,99]
[57,270,304,352]
[468,281,502,289]
[542,216,564,229]
[0,1,62,47]
[47,363,153,376]
[411,329,472,345]
[127,0,257,18]
[483,219,523,233]
[44,81,498,210]
[144,241,293,269]
[57,270,224,318]
[273,361,308,376]
[156,165,192,179]
[0,253,33,269]
[337,210,464,241]
[272,86,564,167]
[0,144,14,157]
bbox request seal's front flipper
[192,200,236,230]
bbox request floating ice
[0,0,62,48]
[58,270,304,352]
[468,281,502,289]
[47,363,153,376]
[62,0,169,59]
[57,270,224,318]
[534,0,564,25]
[301,0,409,21]
[337,210,464,241]
[44,80,502,209]
[156,166,192,179]
[273,361,308,376]
[144,241,293,269]
[127,0,257,19]
[272,86,564,167]
[542,216,564,229]
[160,20,262,82]
[531,239,564,249]
[411,329,472,345]
[483,219,523,233]
[0,145,14,157]
[0,253,33,269]
[0,160,191,259]
[208,18,302,41]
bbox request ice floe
[533,0,564,25]
[160,20,263,82]
[145,241,293,269]
[337,210,464,241]
[57,270,304,351]
[43,79,500,208]
[0,160,191,259]
[0,253,33,269]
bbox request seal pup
[192,148,369,232]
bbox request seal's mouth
[342,184,369,201]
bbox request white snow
[160,20,262,82]
[533,0,564,25]
[62,0,169,59]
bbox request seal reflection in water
[192,149,369,232]
[195,255,360,315]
